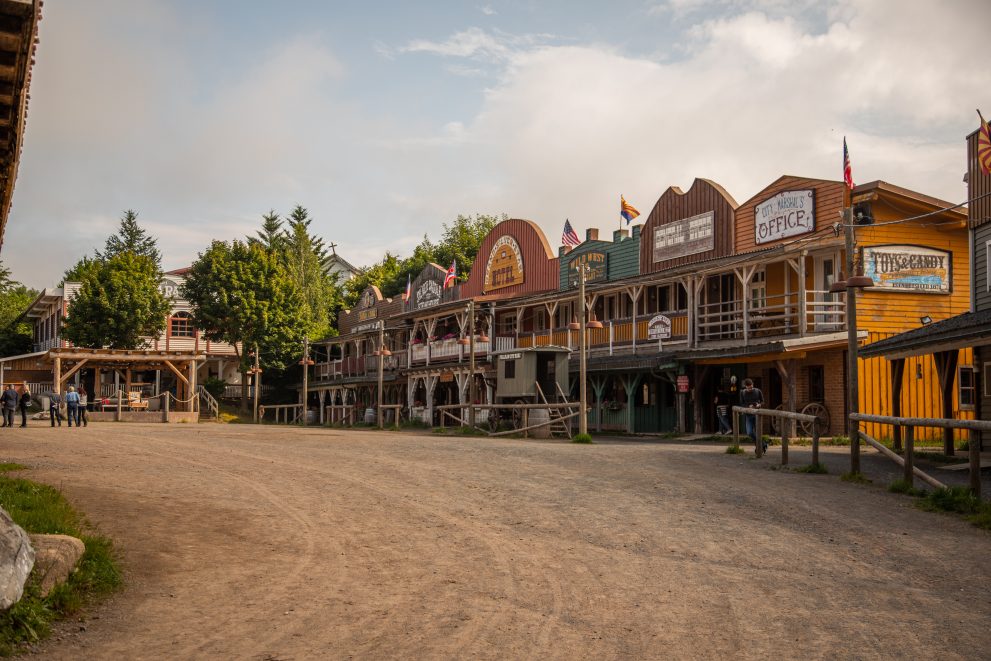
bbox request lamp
[568,317,580,331]
[829,274,847,294]
[478,332,489,342]
[380,347,392,357]
[920,315,932,326]
[371,350,381,357]
[458,336,470,346]
[586,314,603,329]
[846,274,874,289]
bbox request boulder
[0,507,34,609]
[29,534,85,597]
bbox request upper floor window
[170,311,194,338]
[750,270,767,310]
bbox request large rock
[29,534,85,597]
[0,507,34,610]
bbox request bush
[888,479,923,496]
[201,377,226,401]
[725,445,744,454]
[840,471,871,484]
[572,433,593,444]
[796,463,828,474]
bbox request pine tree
[251,210,285,252]
[98,209,162,267]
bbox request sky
[4,0,990,288]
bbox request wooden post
[125,368,132,400]
[189,360,198,414]
[781,414,789,466]
[812,424,820,467]
[522,408,528,438]
[970,429,981,497]
[162,391,170,422]
[116,387,122,422]
[904,426,914,487]
[94,366,101,400]
[890,358,905,452]
[755,413,763,458]
[53,356,61,396]
[732,407,739,449]
[797,251,807,336]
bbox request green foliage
[0,272,38,357]
[917,487,991,531]
[182,239,308,372]
[795,462,828,474]
[0,476,121,655]
[572,433,594,444]
[840,471,872,484]
[201,377,226,401]
[97,209,162,267]
[888,479,923,496]
[281,206,339,339]
[62,252,170,349]
[0,463,26,472]
[250,210,285,253]
[725,444,744,454]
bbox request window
[750,270,767,310]
[170,311,194,338]
[959,366,975,409]
[503,359,516,379]
[808,366,825,403]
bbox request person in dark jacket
[48,391,63,427]
[740,378,765,452]
[18,387,31,427]
[714,387,732,435]
[0,384,17,428]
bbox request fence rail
[731,406,819,465]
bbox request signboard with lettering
[676,375,689,393]
[653,211,714,262]
[358,289,378,309]
[159,277,182,300]
[357,308,377,322]
[567,251,607,285]
[862,245,951,293]
[414,280,442,309]
[484,235,525,291]
[647,314,672,340]
[754,190,815,245]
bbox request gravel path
[4,424,989,660]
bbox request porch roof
[859,309,991,360]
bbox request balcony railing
[517,312,689,354]
[697,291,846,342]
[315,352,409,380]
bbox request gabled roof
[859,309,991,360]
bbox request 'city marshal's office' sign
[754,190,815,245]
[862,245,951,293]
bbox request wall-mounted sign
[357,308,378,322]
[647,314,672,340]
[484,235,524,291]
[568,251,607,285]
[499,353,522,361]
[676,375,689,393]
[414,280,442,309]
[358,288,378,309]
[159,277,182,300]
[862,245,951,293]
[653,211,714,262]
[353,321,381,333]
[754,190,815,245]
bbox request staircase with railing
[197,385,220,421]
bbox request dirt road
[5,424,990,659]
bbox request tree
[250,210,285,253]
[98,209,162,267]
[282,205,338,340]
[0,261,38,357]
[432,213,502,282]
[181,240,307,410]
[342,251,404,308]
[62,253,170,349]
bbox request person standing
[77,386,89,427]
[740,378,765,453]
[714,387,732,435]
[1,384,17,428]
[48,390,63,427]
[65,386,80,428]
[18,387,31,427]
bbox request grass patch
[887,479,924,497]
[913,451,967,465]
[840,471,872,485]
[455,426,486,436]
[724,445,744,454]
[0,476,122,655]
[795,463,828,474]
[916,487,991,529]
[0,464,26,473]
[572,433,594,444]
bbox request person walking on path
[714,387,732,435]
[77,386,89,427]
[740,378,765,453]
[48,390,63,427]
[1,384,17,428]
[18,387,31,427]
[65,386,80,428]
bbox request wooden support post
[933,351,958,456]
[797,251,807,336]
[162,391,170,422]
[94,366,101,400]
[812,424,820,467]
[116,388,122,422]
[970,429,981,497]
[781,414,789,466]
[189,360,198,413]
[890,358,905,452]
[522,408,528,438]
[903,426,914,487]
[53,357,61,396]
[754,414,764,458]
[732,407,739,449]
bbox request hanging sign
[754,190,815,245]
[484,235,525,291]
[568,251,607,285]
[414,280,442,309]
[676,375,690,393]
[647,314,672,340]
[653,211,714,262]
[862,245,951,293]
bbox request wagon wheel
[769,404,785,436]
[799,402,830,437]
[511,399,526,429]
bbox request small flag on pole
[562,219,581,247]
[843,137,854,190]
[402,273,411,302]
[443,259,457,288]
[978,110,991,176]
[620,195,640,224]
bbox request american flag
[843,137,854,190]
[443,259,457,288]
[562,219,581,247]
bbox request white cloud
[480,5,497,16]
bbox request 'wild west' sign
[653,211,714,262]
[484,235,524,291]
[754,190,815,245]
[568,251,607,285]
[862,245,951,293]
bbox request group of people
[0,384,90,428]
[714,378,766,453]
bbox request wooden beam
[890,358,905,451]
[58,358,88,385]
[163,360,189,386]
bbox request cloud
[480,5,496,16]
[398,27,556,62]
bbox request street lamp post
[568,264,591,436]
[251,343,261,423]
[376,321,385,429]
[300,336,310,426]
